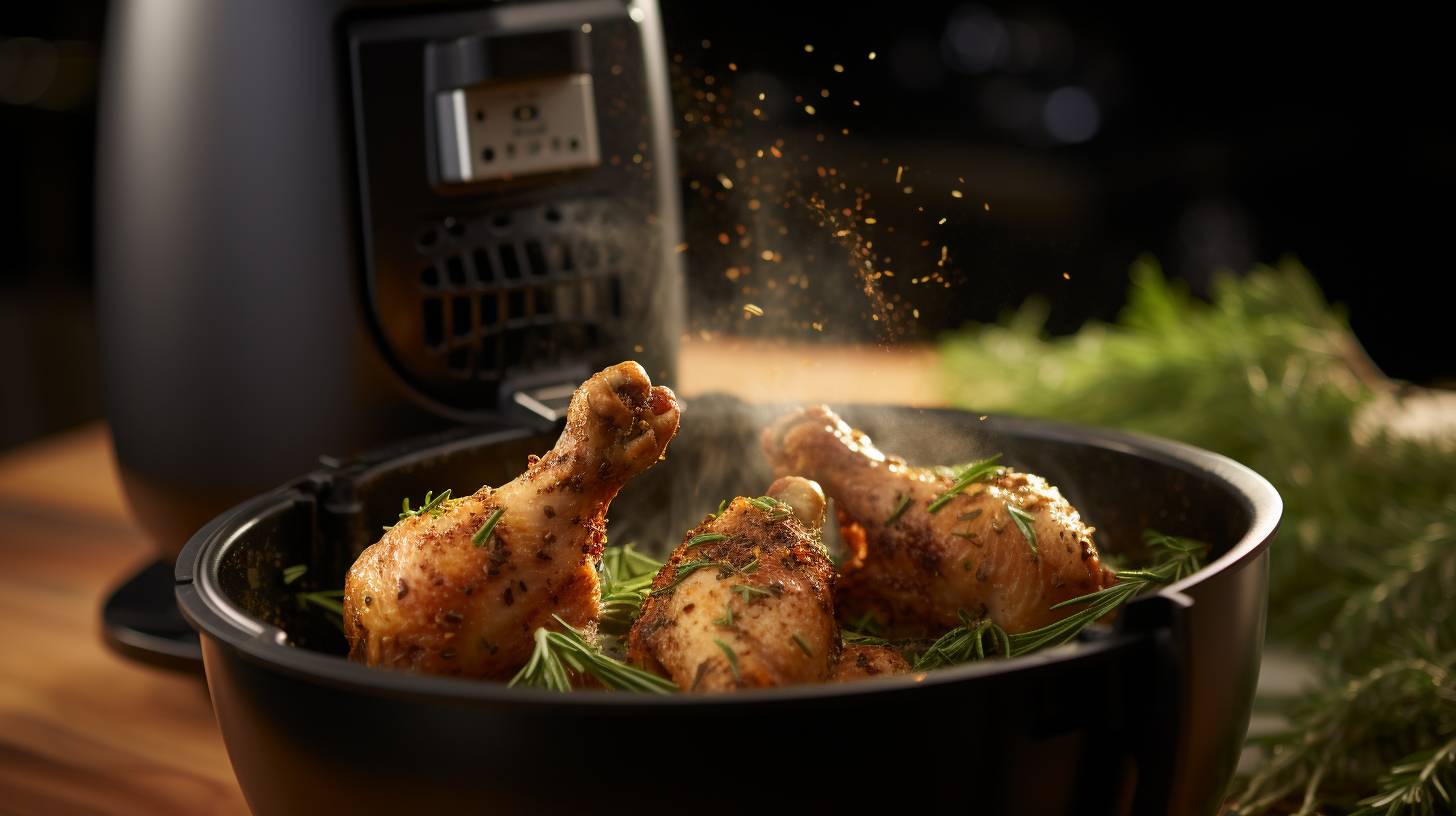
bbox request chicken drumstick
[344,361,680,679]
[762,405,1115,638]
[628,476,840,691]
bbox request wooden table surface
[0,340,942,815]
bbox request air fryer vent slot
[405,202,630,386]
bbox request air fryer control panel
[346,0,682,420]
[436,74,602,184]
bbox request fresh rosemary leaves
[926,454,1003,513]
[714,639,741,680]
[598,543,662,635]
[509,614,676,694]
[471,506,504,547]
[912,611,1011,671]
[884,494,911,526]
[912,530,1206,668]
[385,489,452,530]
[1005,503,1038,556]
[649,558,725,596]
[687,532,728,547]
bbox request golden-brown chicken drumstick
[763,405,1115,638]
[344,362,680,678]
[628,476,840,691]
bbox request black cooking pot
[176,397,1279,815]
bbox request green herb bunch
[940,257,1456,814]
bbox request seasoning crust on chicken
[344,362,680,678]
[830,644,911,682]
[763,405,1114,638]
[628,477,839,691]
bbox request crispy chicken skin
[763,405,1115,637]
[344,362,680,678]
[628,477,839,691]
[830,644,911,682]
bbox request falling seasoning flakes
[760,250,775,261]
[938,217,947,225]
[717,232,730,245]
[951,190,964,199]
[633,344,645,353]
[895,165,904,183]
[983,202,991,211]
[743,303,765,318]
[1062,272,1071,280]
[833,63,844,73]
[938,245,948,266]
[728,62,738,71]
[864,217,878,225]
[674,242,690,254]
[804,104,816,115]
[804,43,814,53]
[868,51,877,60]
[717,174,734,190]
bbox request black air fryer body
[97,0,682,560]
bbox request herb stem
[471,506,505,547]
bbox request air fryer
[95,0,682,664]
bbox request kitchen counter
[0,340,942,814]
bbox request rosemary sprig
[509,614,677,694]
[687,532,728,548]
[926,454,1003,514]
[713,603,735,628]
[912,610,1012,670]
[649,558,725,596]
[731,584,771,602]
[841,629,890,647]
[1008,532,1205,655]
[296,589,344,615]
[714,639,741,680]
[471,506,505,547]
[282,564,308,585]
[943,260,1456,813]
[846,612,884,636]
[1350,735,1456,816]
[1005,503,1037,556]
[913,530,1206,667]
[792,633,814,656]
[598,543,663,635]
[384,489,452,530]
[746,495,793,520]
[884,494,911,526]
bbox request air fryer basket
[178,397,1279,815]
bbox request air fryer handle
[1120,590,1194,816]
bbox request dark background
[2,1,1451,451]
